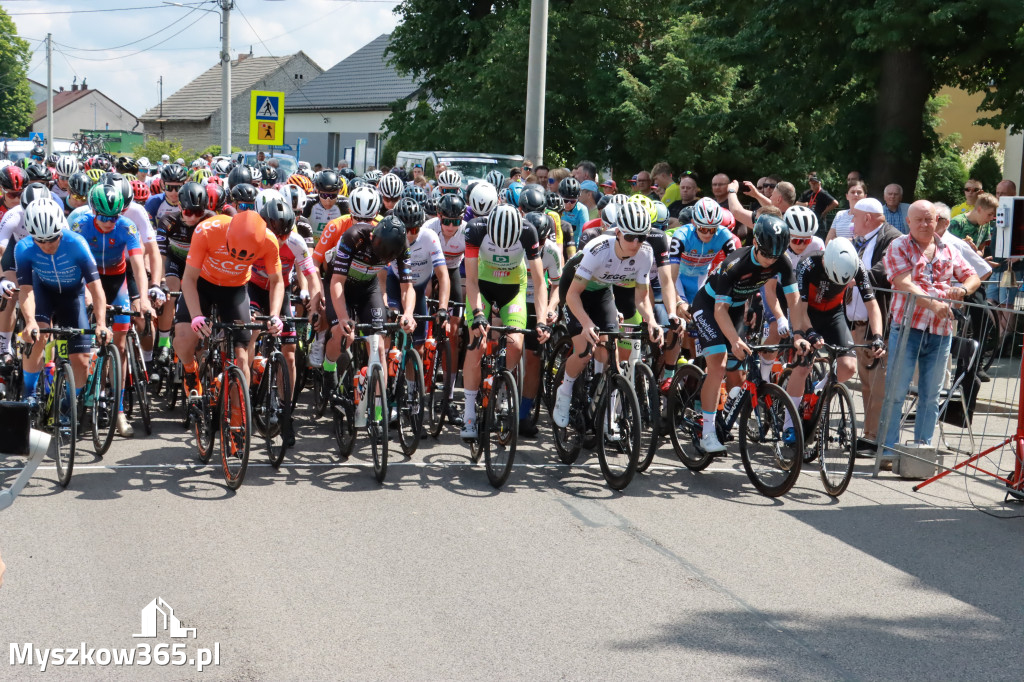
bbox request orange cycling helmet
[226,210,268,261]
[286,173,314,194]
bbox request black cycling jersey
[796,253,874,312]
[156,209,216,261]
[579,225,670,269]
[332,221,412,284]
[703,245,797,307]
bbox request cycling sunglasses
[164,184,183,193]
[182,208,206,218]
[756,246,780,260]
[440,217,461,226]
[696,225,717,234]
[319,192,338,200]
[4,191,20,199]
[95,214,119,223]
[790,237,811,246]
[71,193,87,202]
[236,201,255,211]
[621,233,647,243]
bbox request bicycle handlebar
[467,325,530,351]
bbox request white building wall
[32,91,138,139]
[1005,127,1023,191]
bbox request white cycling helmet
[255,188,285,215]
[653,200,669,226]
[25,197,67,242]
[377,172,405,199]
[617,202,652,236]
[823,237,859,285]
[55,155,80,178]
[469,182,499,217]
[136,156,151,169]
[363,169,383,185]
[487,204,523,249]
[609,193,629,206]
[348,185,381,220]
[692,196,724,228]
[437,168,463,189]
[784,205,819,238]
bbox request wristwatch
[728,188,737,194]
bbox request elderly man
[881,201,981,456]
[951,178,984,218]
[634,170,655,199]
[846,198,903,449]
[710,173,731,208]
[883,183,911,234]
[847,171,863,187]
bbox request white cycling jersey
[786,236,824,268]
[388,228,445,286]
[574,234,653,291]
[123,202,156,244]
[0,205,27,246]
[309,202,341,240]
[526,239,562,303]
[423,216,467,269]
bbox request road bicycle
[109,306,154,436]
[81,331,121,457]
[381,311,426,459]
[250,317,300,468]
[330,324,389,482]
[421,298,458,438]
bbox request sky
[4,0,401,118]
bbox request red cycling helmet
[0,165,28,193]
[131,180,151,204]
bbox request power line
[6,3,206,16]
[51,14,208,62]
[53,6,201,52]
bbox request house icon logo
[132,598,197,639]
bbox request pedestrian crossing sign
[249,90,284,145]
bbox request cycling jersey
[0,205,27,244]
[423,216,467,269]
[15,230,99,292]
[309,202,341,241]
[186,214,281,288]
[157,209,216,263]
[547,210,564,248]
[51,186,69,201]
[67,204,90,225]
[144,193,179,224]
[561,202,589,244]
[122,202,157,244]
[387,228,445,286]
[332,221,412,284]
[313,214,358,267]
[580,225,669,275]
[785,236,824,268]
[251,229,314,289]
[796,252,874,312]
[669,224,737,279]
[69,213,142,276]
[702,246,797,307]
[570,235,653,291]
[525,238,562,303]
[464,217,541,284]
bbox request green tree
[0,9,35,137]
[969,145,1002,194]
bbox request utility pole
[158,76,163,118]
[221,0,232,156]
[45,33,53,156]
[523,0,548,165]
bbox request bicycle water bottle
[387,347,401,378]
[802,393,818,421]
[354,367,366,405]
[723,386,743,418]
[42,362,55,396]
[482,374,493,408]
[423,337,436,378]
[252,356,266,385]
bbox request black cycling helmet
[371,214,408,262]
[524,211,553,243]
[339,167,357,182]
[558,176,581,200]
[178,181,208,211]
[313,169,341,193]
[25,164,50,185]
[101,172,133,207]
[160,163,187,184]
[545,191,564,213]
[260,164,279,186]
[518,183,547,214]
[402,185,428,204]
[19,182,51,210]
[230,182,259,206]
[595,193,612,212]
[422,195,438,217]
[68,171,92,197]
[677,205,694,227]
[392,197,425,231]
[259,196,295,237]
[752,214,790,259]
[438,193,466,221]
[227,164,252,189]
[116,156,140,175]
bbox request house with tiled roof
[285,34,419,170]
[30,80,138,139]
[139,51,322,150]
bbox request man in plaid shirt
[881,200,981,452]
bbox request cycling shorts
[466,280,527,329]
[807,307,855,357]
[386,271,428,344]
[247,282,297,345]
[173,276,252,346]
[32,280,91,355]
[99,272,132,331]
[327,277,386,329]
[1,236,16,273]
[165,255,186,281]
[446,266,464,305]
[691,288,743,358]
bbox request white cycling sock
[559,374,577,395]
[464,390,478,420]
[759,358,773,382]
[0,331,10,353]
[702,411,716,438]
[784,410,794,430]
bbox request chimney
[71,83,78,92]
[81,79,87,90]
[59,86,64,92]
[237,53,248,63]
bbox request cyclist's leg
[172,278,213,390]
[156,260,183,361]
[218,283,253,383]
[53,291,92,390]
[690,291,742,451]
[22,281,57,397]
[246,282,269,376]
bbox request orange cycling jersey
[313,214,379,267]
[186,214,281,287]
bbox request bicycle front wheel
[484,369,518,488]
[332,363,356,459]
[367,364,389,482]
[219,365,251,490]
[633,362,660,473]
[193,362,216,463]
[126,332,152,435]
[426,338,454,438]
[739,383,803,497]
[52,362,77,488]
[597,373,641,490]
[819,382,857,497]
[262,351,292,468]
[396,348,425,457]
[667,364,714,471]
[91,344,121,457]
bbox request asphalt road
[1,393,1023,681]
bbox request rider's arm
[465,256,483,317]
[18,284,35,331]
[763,280,784,321]
[527,257,549,323]
[267,269,285,320]
[432,263,450,311]
[181,264,203,320]
[714,300,741,348]
[400,281,416,318]
[129,251,150,304]
[86,278,108,329]
[658,263,677,314]
[565,275,593,329]
[634,283,657,326]
[866,298,884,338]
[329,272,349,326]
[145,241,162,286]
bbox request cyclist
[0,165,26,222]
[145,164,188,223]
[557,177,589,249]
[0,183,52,355]
[309,170,345,241]
[688,214,813,454]
[230,182,258,213]
[377,173,405,214]
[52,156,81,203]
[552,203,663,428]
[65,172,93,215]
[461,204,552,439]
[15,198,110,399]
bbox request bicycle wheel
[544,336,573,417]
[738,383,803,497]
[819,382,857,497]
[219,364,251,490]
[633,362,660,473]
[309,369,327,419]
[367,364,389,482]
[52,362,77,488]
[332,363,356,459]
[596,373,641,490]
[667,363,714,471]
[128,336,152,435]
[91,344,121,457]
[427,338,454,438]
[484,369,518,488]
[261,351,292,468]
[552,361,585,465]
[193,362,217,463]
[396,348,425,457]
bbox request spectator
[435,162,448,183]
[798,172,839,226]
[847,170,863,187]
[522,159,535,176]
[573,160,597,183]
[534,165,549,186]
[549,167,570,188]
[882,200,980,456]
[634,170,656,199]
[266,157,280,169]
[951,178,984,218]
[257,151,266,162]
[710,173,731,208]
[509,167,523,182]
[846,197,903,448]
[772,181,796,213]
[668,174,700,217]
[882,183,910,234]
[336,159,349,171]
[948,191,998,254]
[313,163,323,172]
[996,179,1017,197]
[411,164,429,188]
[826,180,868,242]
[762,175,781,200]
[652,162,679,206]
[600,179,617,195]
[579,179,601,219]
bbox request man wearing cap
[579,179,601,220]
[845,197,903,450]
[798,172,839,229]
[883,183,911,234]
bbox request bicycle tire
[427,338,454,438]
[738,382,803,497]
[91,344,121,457]
[552,357,585,465]
[332,362,356,459]
[52,362,77,488]
[544,336,573,417]
[310,369,327,419]
[819,382,857,497]
[667,363,714,471]
[367,363,389,482]
[633,362,660,473]
[128,335,152,435]
[193,362,217,463]
[484,369,518,488]
[396,347,425,457]
[264,351,292,468]
[597,373,641,490]
[220,364,251,490]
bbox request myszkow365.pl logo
[10,598,221,672]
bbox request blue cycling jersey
[669,224,736,278]
[561,203,589,245]
[69,213,142,275]
[144,193,179,224]
[15,230,99,292]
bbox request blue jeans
[882,325,952,448]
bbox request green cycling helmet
[88,182,125,217]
